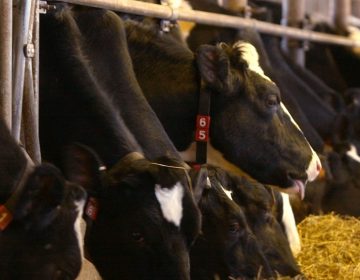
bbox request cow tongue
[293,180,305,200]
[279,180,306,200]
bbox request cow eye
[132,232,145,244]
[229,222,240,234]
[266,95,279,109]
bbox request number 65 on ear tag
[195,115,210,142]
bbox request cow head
[189,166,275,279]
[0,163,86,279]
[225,171,302,277]
[196,41,321,197]
[65,144,201,280]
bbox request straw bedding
[295,213,360,280]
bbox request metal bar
[352,0,360,18]
[281,0,306,66]
[12,0,33,141]
[0,0,13,129]
[55,0,360,47]
[332,0,351,30]
[22,0,41,164]
[23,59,41,164]
[33,0,41,162]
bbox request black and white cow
[189,166,276,279]
[205,165,302,277]
[39,6,201,280]
[185,1,326,154]
[65,145,201,280]
[0,119,87,279]
[124,20,321,198]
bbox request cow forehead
[155,182,184,227]
[233,41,272,82]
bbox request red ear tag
[0,205,13,231]
[195,115,210,142]
[85,197,99,221]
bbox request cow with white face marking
[0,119,87,279]
[65,146,200,280]
[205,166,302,277]
[189,166,276,279]
[125,21,321,197]
[39,6,201,280]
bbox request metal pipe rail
[0,0,13,129]
[56,0,360,47]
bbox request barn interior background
[1,0,360,279]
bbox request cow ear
[63,143,105,194]
[13,164,66,230]
[196,44,238,94]
[189,166,209,204]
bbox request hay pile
[296,213,360,279]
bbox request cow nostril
[316,161,322,172]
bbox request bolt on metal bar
[55,0,360,47]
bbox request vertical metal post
[0,0,13,129]
[352,0,360,18]
[332,0,351,30]
[281,0,306,66]
[23,0,41,164]
[12,0,32,142]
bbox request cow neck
[195,80,212,165]
[0,158,34,231]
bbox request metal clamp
[39,1,56,14]
[24,43,35,58]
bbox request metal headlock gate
[1,0,360,164]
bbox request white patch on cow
[347,144,360,163]
[206,176,212,188]
[155,182,184,227]
[280,193,301,256]
[306,148,322,182]
[280,102,321,183]
[280,102,302,131]
[74,200,85,260]
[233,41,272,82]
[220,184,233,200]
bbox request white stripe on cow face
[280,103,321,183]
[233,41,322,184]
[74,200,86,260]
[220,184,233,200]
[347,144,360,163]
[155,182,184,228]
[280,193,301,256]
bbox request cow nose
[316,161,321,172]
[306,150,322,182]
